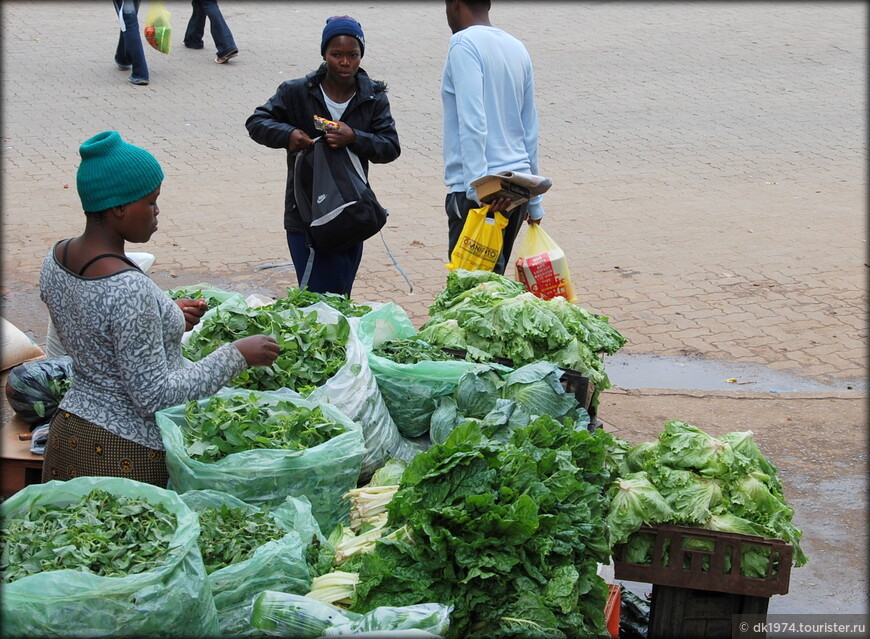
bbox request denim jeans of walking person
[183,0,238,61]
[113,0,149,84]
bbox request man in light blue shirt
[442,0,544,274]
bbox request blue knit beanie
[321,15,365,57]
[76,131,164,212]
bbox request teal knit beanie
[76,131,164,212]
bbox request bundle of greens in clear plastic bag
[304,303,423,481]
[250,591,452,638]
[157,388,365,532]
[1,476,218,638]
[180,490,329,637]
[355,303,481,438]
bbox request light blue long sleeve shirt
[441,25,545,220]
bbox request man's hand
[289,128,314,152]
[485,196,514,215]
[324,122,356,149]
[175,298,208,331]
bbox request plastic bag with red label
[144,1,172,54]
[514,223,578,302]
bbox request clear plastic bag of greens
[250,591,452,638]
[180,490,326,638]
[157,388,365,532]
[304,303,423,481]
[354,302,480,438]
[1,476,218,638]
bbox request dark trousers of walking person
[183,0,237,60]
[113,0,149,83]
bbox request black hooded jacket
[245,65,401,232]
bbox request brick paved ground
[0,0,867,618]
[1,1,865,386]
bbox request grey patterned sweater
[39,243,248,449]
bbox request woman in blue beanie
[245,15,400,296]
[39,131,280,487]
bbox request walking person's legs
[200,0,238,62]
[183,0,207,49]
[113,0,149,84]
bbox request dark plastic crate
[612,524,792,598]
[440,348,595,414]
[647,584,769,639]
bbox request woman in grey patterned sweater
[39,131,280,487]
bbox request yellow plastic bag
[514,223,577,302]
[445,205,509,272]
[144,1,172,54]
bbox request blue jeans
[183,0,237,58]
[113,0,148,81]
[286,231,363,296]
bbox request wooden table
[1,371,45,497]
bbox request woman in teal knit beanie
[38,131,280,487]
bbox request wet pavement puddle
[603,353,866,393]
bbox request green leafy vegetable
[196,503,287,573]
[267,287,373,317]
[605,472,674,547]
[346,417,615,639]
[419,270,626,403]
[608,421,808,573]
[184,305,349,395]
[372,337,456,364]
[429,363,589,445]
[181,393,347,462]
[1,489,176,583]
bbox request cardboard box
[473,176,531,208]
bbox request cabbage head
[659,473,725,524]
[626,441,659,472]
[730,471,792,523]
[501,362,579,419]
[605,472,674,546]
[428,396,464,445]
[720,431,783,494]
[454,365,504,417]
[656,420,736,477]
